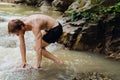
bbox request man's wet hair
[8,19,25,33]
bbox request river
[0,2,120,80]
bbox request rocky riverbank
[59,1,120,61]
[58,12,120,61]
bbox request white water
[0,2,120,80]
[0,45,120,80]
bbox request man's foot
[20,63,27,68]
[54,59,64,65]
[32,64,41,69]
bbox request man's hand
[33,63,41,69]
[20,63,27,68]
[41,30,47,37]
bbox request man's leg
[41,40,64,65]
[42,48,63,65]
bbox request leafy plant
[70,4,106,22]
[70,1,120,22]
[107,2,120,13]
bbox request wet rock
[102,0,118,7]
[103,14,120,60]
[14,0,25,3]
[62,20,85,27]
[0,0,15,3]
[69,20,85,26]
[67,1,80,11]
[72,72,112,80]
[24,0,39,6]
[59,13,120,60]
[52,0,75,12]
[58,18,84,49]
[14,0,44,6]
[79,14,120,59]
[79,22,103,51]
[0,17,6,22]
[68,0,91,11]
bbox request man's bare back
[22,14,58,30]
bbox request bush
[70,2,120,22]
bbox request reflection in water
[0,2,120,80]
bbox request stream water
[0,2,120,80]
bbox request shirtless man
[8,14,64,68]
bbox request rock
[79,22,101,51]
[37,0,53,7]
[63,20,85,27]
[68,0,91,11]
[72,72,112,80]
[0,17,6,22]
[14,0,25,3]
[58,25,82,49]
[67,1,80,11]
[0,0,15,3]
[52,0,75,12]
[102,0,118,7]
[58,13,120,60]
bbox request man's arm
[18,34,26,68]
[34,31,42,68]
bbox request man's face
[12,30,21,36]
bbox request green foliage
[71,10,81,21]
[107,2,120,13]
[70,2,120,22]
[71,5,106,22]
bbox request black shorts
[42,22,63,43]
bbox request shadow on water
[0,2,120,80]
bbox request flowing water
[0,2,120,80]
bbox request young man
[8,14,64,68]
